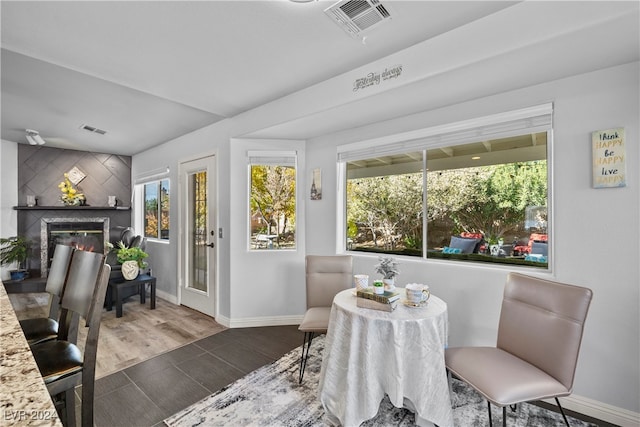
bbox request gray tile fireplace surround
[17,207,131,278]
[15,145,133,278]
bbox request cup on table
[354,274,369,291]
[405,283,430,305]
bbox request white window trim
[134,167,171,242]
[336,104,554,272]
[247,150,298,251]
[337,104,552,162]
[134,166,170,185]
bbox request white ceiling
[1,1,638,156]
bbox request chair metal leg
[298,332,315,383]
[556,397,571,427]
[503,406,506,427]
[487,401,493,427]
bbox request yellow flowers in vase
[58,173,86,206]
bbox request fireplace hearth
[40,217,109,277]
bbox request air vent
[324,0,393,38]
[80,124,107,135]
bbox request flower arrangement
[58,173,85,206]
[114,241,148,268]
[375,256,400,280]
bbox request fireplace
[40,217,109,277]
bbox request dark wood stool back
[19,244,75,345]
[32,249,110,427]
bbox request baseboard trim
[156,289,178,305]
[546,395,640,426]
[215,314,230,328]
[227,315,304,329]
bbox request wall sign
[353,64,403,92]
[592,127,626,188]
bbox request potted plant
[373,280,385,295]
[375,256,400,290]
[0,236,30,281]
[115,241,148,280]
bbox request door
[179,156,216,317]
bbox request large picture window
[341,105,551,269]
[347,151,424,255]
[143,178,170,240]
[248,151,296,250]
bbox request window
[424,136,548,267]
[346,151,424,255]
[248,151,296,250]
[341,105,551,269]
[143,179,170,240]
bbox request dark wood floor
[86,325,303,427]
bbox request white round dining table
[318,287,453,427]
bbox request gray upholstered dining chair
[445,272,593,427]
[298,255,353,383]
[31,249,110,427]
[19,244,75,345]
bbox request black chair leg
[556,397,571,427]
[487,401,493,427]
[503,406,506,427]
[298,332,315,383]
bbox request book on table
[356,296,398,312]
[356,288,400,304]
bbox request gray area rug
[165,336,597,427]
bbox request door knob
[206,242,215,248]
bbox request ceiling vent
[80,124,107,135]
[324,0,393,38]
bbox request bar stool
[20,244,75,345]
[31,250,110,427]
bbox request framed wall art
[592,127,626,188]
[310,168,322,200]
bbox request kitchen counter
[0,282,62,426]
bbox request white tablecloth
[318,288,453,427]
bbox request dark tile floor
[88,325,303,427]
[79,324,615,427]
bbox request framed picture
[310,168,322,200]
[592,127,625,188]
[67,166,86,185]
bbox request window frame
[247,150,298,252]
[337,104,553,271]
[134,168,171,243]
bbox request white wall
[306,62,639,421]
[134,131,308,326]
[0,141,19,281]
[228,138,306,326]
[132,61,638,422]
[133,122,233,316]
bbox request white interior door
[180,156,216,317]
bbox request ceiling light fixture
[25,129,46,145]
